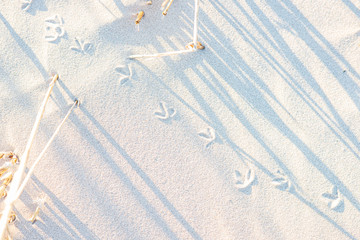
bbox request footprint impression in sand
[198,127,216,148]
[115,64,133,85]
[44,15,65,42]
[322,186,344,211]
[70,38,92,54]
[272,170,292,191]
[234,167,255,190]
[154,102,176,120]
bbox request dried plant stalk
[5,225,12,240]
[0,75,58,240]
[0,168,9,177]
[135,11,145,25]
[8,212,16,224]
[162,0,174,15]
[2,174,13,186]
[193,0,199,46]
[185,41,205,50]
[0,185,7,199]
[129,48,195,59]
[161,0,170,9]
[14,100,79,201]
[0,212,16,224]
[29,206,40,224]
[130,0,202,59]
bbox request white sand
[1,0,360,239]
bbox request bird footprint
[71,38,92,54]
[154,102,176,120]
[44,15,65,42]
[115,65,133,85]
[21,0,32,11]
[322,186,344,210]
[234,167,255,189]
[198,127,216,148]
[272,170,292,191]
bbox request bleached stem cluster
[0,75,79,239]
[129,0,202,59]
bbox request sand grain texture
[1,0,360,239]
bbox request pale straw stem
[161,0,170,9]
[13,100,78,201]
[193,0,200,46]
[0,75,58,239]
[129,48,194,59]
[162,0,174,15]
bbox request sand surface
[1,0,360,239]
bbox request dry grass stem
[162,0,174,15]
[0,185,7,199]
[29,206,40,224]
[185,41,205,50]
[8,212,16,224]
[0,168,9,177]
[0,74,59,240]
[161,0,170,9]
[14,99,79,201]
[2,174,13,186]
[128,48,195,59]
[0,212,16,224]
[135,11,145,25]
